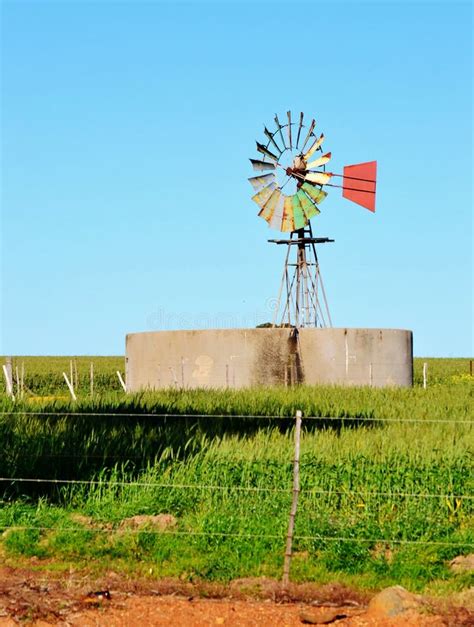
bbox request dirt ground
[0,566,472,626]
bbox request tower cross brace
[269,224,334,328]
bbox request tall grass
[0,357,472,588]
[0,380,471,488]
[1,422,472,587]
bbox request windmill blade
[258,188,281,223]
[342,161,377,212]
[304,133,325,160]
[307,151,332,169]
[268,193,285,231]
[305,171,333,185]
[295,112,304,149]
[291,194,307,230]
[256,142,278,163]
[264,126,282,154]
[249,159,276,172]
[287,110,292,149]
[301,182,327,205]
[248,173,276,192]
[297,189,320,219]
[281,196,295,232]
[274,114,287,149]
[251,181,277,208]
[300,119,316,152]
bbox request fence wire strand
[0,477,472,500]
[0,411,471,425]
[0,525,471,547]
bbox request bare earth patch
[0,567,472,626]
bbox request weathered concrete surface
[125,327,413,391]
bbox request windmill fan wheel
[249,111,333,233]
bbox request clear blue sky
[1,1,472,356]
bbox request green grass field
[0,356,472,593]
[1,356,471,397]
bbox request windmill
[249,111,377,328]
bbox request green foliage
[0,356,472,589]
[3,527,46,557]
[413,358,473,385]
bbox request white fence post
[2,363,15,400]
[117,371,127,392]
[62,372,77,401]
[423,362,428,389]
[282,409,302,587]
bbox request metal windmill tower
[249,111,377,328]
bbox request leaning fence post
[423,362,428,389]
[282,409,302,587]
[62,372,77,401]
[117,371,127,392]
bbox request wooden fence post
[282,409,302,587]
[15,365,20,398]
[423,362,428,389]
[20,362,25,399]
[74,359,78,390]
[90,362,94,397]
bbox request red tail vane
[342,161,377,212]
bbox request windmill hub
[285,155,307,180]
[291,155,306,172]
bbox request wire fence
[0,410,472,424]
[0,477,472,500]
[2,353,472,589]
[2,526,472,547]
[1,409,473,582]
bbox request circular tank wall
[125,327,413,390]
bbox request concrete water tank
[125,327,413,390]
